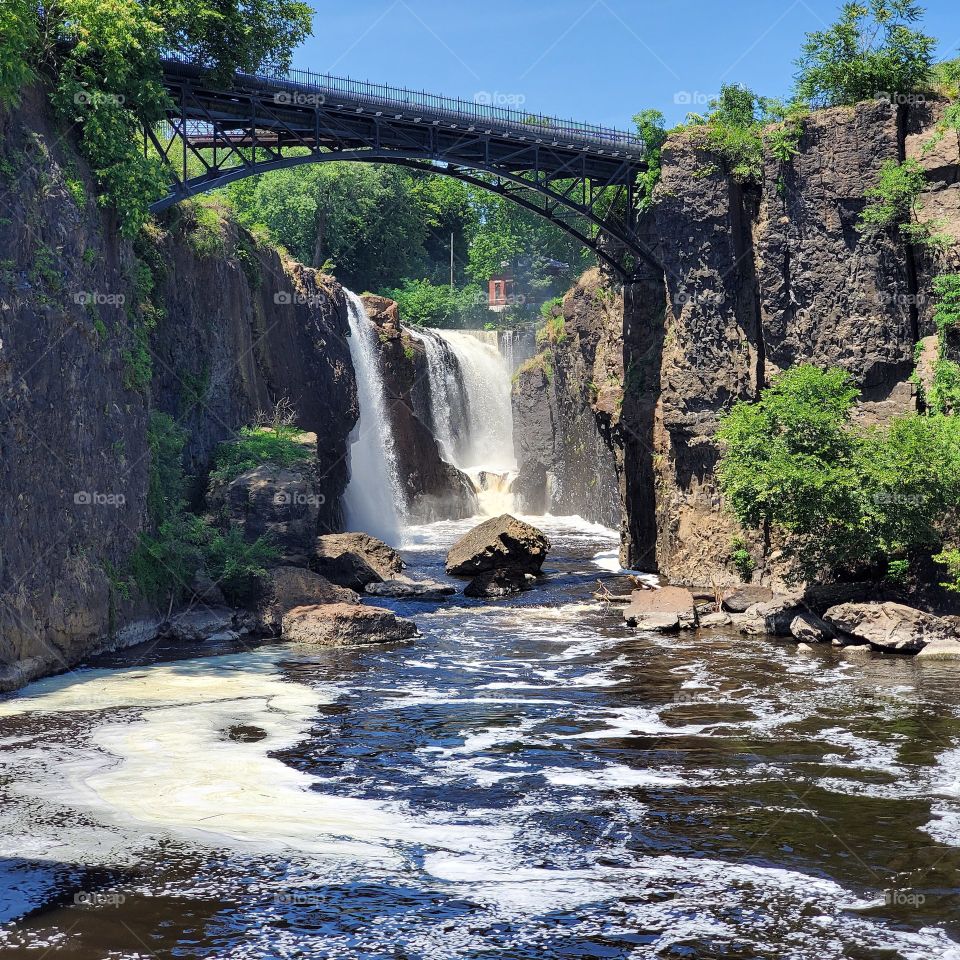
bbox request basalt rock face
[510,269,622,528]
[359,294,477,522]
[0,91,357,690]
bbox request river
[0,515,959,958]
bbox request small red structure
[488,272,515,312]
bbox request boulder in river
[740,593,805,636]
[282,603,417,646]
[824,602,959,653]
[623,586,697,633]
[464,568,536,599]
[255,566,358,634]
[313,533,406,590]
[445,514,550,576]
[916,638,960,660]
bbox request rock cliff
[0,89,357,689]
[513,99,960,584]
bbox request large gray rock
[824,602,959,653]
[313,533,406,590]
[446,515,551,576]
[741,593,806,636]
[160,607,248,643]
[255,566,358,634]
[623,586,697,633]
[282,603,417,646]
[916,638,960,660]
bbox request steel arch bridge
[147,56,658,279]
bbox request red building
[488,272,515,312]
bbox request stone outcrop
[207,431,324,566]
[313,532,406,590]
[446,515,550,576]
[511,271,623,528]
[0,89,357,690]
[359,295,477,522]
[282,603,418,646]
[824,602,960,653]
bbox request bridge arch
[147,57,660,279]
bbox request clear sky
[293,0,960,131]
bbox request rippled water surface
[1,516,959,959]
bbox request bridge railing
[160,52,647,155]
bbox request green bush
[210,425,312,486]
[934,549,960,593]
[859,158,947,249]
[384,278,487,328]
[729,537,757,582]
[0,0,37,107]
[632,109,668,210]
[795,0,936,107]
[717,365,960,580]
[203,525,277,605]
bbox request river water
[1,516,959,959]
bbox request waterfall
[408,329,471,464]
[342,289,405,542]
[430,329,516,475]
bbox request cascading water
[431,330,515,474]
[342,289,405,542]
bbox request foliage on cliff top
[2,0,312,235]
[210,425,314,486]
[717,365,960,581]
[632,109,668,210]
[794,0,937,107]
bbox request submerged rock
[282,603,417,646]
[365,579,456,601]
[464,568,536,599]
[446,514,551,576]
[623,586,697,633]
[824,602,959,653]
[313,533,406,590]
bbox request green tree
[0,0,37,106]
[632,109,668,210]
[795,0,936,107]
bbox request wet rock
[446,514,551,576]
[722,586,774,613]
[464,568,536,599]
[282,603,417,646]
[824,602,959,653]
[255,566,358,634]
[790,612,835,645]
[313,533,406,590]
[623,586,697,632]
[365,579,456,601]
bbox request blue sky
[294,0,960,130]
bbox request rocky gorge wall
[0,89,359,690]
[513,99,960,585]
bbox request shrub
[859,158,948,249]
[210,425,312,486]
[717,365,960,580]
[795,0,937,108]
[0,0,36,107]
[632,109,668,210]
[934,549,960,593]
[729,537,757,582]
[203,525,277,605]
